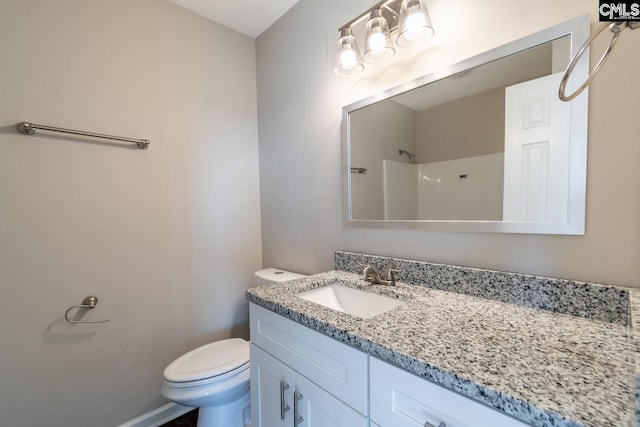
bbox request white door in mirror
[503,72,571,222]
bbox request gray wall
[0,1,262,426]
[416,87,505,163]
[350,100,417,219]
[256,0,640,287]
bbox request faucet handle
[358,262,373,272]
[359,263,376,275]
[385,268,400,286]
[361,264,382,284]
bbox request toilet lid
[164,338,250,383]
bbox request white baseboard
[117,402,194,427]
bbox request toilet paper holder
[64,296,109,324]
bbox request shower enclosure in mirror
[343,15,589,234]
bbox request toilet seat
[163,338,249,387]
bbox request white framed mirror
[343,15,589,234]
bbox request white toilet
[161,268,306,427]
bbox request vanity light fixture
[363,9,395,63]
[396,0,434,47]
[335,27,365,77]
[334,0,434,76]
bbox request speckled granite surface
[335,251,630,325]
[628,289,640,424]
[246,269,638,427]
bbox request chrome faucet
[362,265,383,284]
[361,264,400,286]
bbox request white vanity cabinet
[251,345,367,427]
[370,357,530,427]
[249,304,368,427]
[249,303,530,427]
[250,344,294,427]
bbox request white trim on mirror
[342,15,589,235]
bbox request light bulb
[397,0,434,48]
[368,30,386,55]
[363,9,395,64]
[334,27,364,76]
[340,46,358,69]
[404,8,428,41]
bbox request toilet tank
[254,268,306,286]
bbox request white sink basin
[297,284,405,319]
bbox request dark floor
[160,409,198,427]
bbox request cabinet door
[251,344,295,427]
[370,358,530,427]
[250,304,368,413]
[294,374,368,427]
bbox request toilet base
[196,388,251,427]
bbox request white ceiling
[393,41,555,111]
[168,0,301,39]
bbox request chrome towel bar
[64,296,109,324]
[17,121,150,149]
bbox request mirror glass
[343,16,589,234]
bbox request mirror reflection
[348,36,573,223]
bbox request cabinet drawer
[370,357,530,427]
[250,303,368,414]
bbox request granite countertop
[246,269,639,427]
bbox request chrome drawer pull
[280,380,290,420]
[424,422,446,427]
[294,391,304,425]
